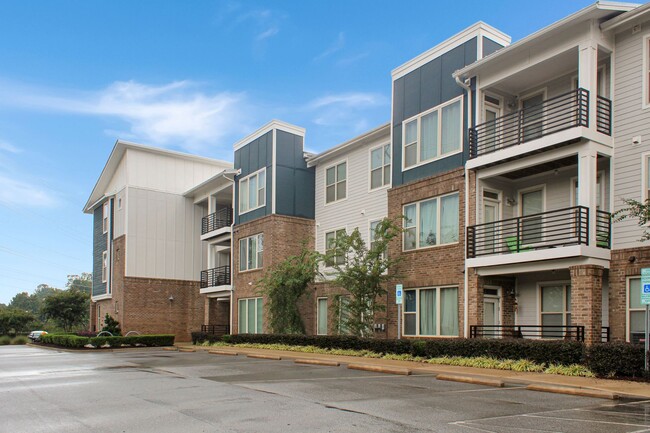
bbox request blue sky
[0,0,598,304]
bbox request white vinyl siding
[402,97,463,170]
[239,234,264,272]
[403,193,459,250]
[239,168,266,214]
[238,297,263,334]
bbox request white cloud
[306,92,388,137]
[0,175,56,208]
[0,140,21,154]
[256,27,279,41]
[314,32,345,62]
[0,80,252,152]
[309,92,386,110]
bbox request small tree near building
[324,218,402,338]
[613,198,650,241]
[41,289,89,333]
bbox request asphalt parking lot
[3,346,650,433]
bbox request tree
[0,309,35,335]
[258,244,321,334]
[66,273,92,295]
[324,218,403,337]
[613,198,650,241]
[41,289,89,333]
[9,292,39,315]
[101,314,121,336]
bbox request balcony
[467,206,611,260]
[201,207,233,236]
[200,265,231,289]
[469,325,611,342]
[200,324,230,336]
[468,88,611,161]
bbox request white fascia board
[467,245,611,271]
[233,119,306,151]
[392,22,511,81]
[183,169,237,198]
[306,122,390,167]
[601,2,649,32]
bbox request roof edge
[306,122,390,167]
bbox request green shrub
[11,336,28,345]
[41,334,89,348]
[42,333,174,349]
[586,342,646,378]
[0,335,11,345]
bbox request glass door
[521,93,544,141]
[520,189,543,245]
[483,191,501,254]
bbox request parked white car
[28,331,47,342]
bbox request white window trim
[238,167,267,216]
[517,184,546,217]
[238,297,263,334]
[101,250,108,283]
[402,286,459,337]
[324,159,348,206]
[239,233,264,272]
[626,276,643,343]
[368,143,391,192]
[316,297,328,335]
[642,153,650,202]
[641,33,650,110]
[537,282,571,335]
[401,95,464,171]
[402,192,460,252]
[324,227,347,268]
[102,202,109,234]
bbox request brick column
[569,265,603,345]
[466,268,484,337]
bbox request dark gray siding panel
[294,169,316,219]
[275,130,315,219]
[234,131,273,225]
[92,204,107,297]
[483,37,504,57]
[391,37,477,187]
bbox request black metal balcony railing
[469,88,613,159]
[596,210,612,249]
[200,265,231,288]
[467,206,595,258]
[201,324,230,336]
[596,95,612,136]
[201,207,233,235]
[470,325,585,341]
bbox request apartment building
[84,141,232,339]
[86,2,650,344]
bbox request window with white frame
[239,233,263,272]
[403,98,462,169]
[238,297,263,334]
[403,193,459,250]
[370,220,381,251]
[102,202,109,234]
[317,297,328,335]
[239,168,266,214]
[370,144,391,189]
[326,161,346,203]
[403,286,458,336]
[102,251,107,283]
[338,296,351,335]
[645,155,650,201]
[325,229,346,266]
[645,35,650,107]
[628,277,644,342]
[540,284,571,338]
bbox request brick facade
[569,265,603,345]
[386,168,466,339]
[232,214,315,334]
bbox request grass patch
[194,341,595,377]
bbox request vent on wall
[633,24,641,34]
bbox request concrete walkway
[178,343,650,400]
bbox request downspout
[455,74,472,338]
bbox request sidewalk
[178,343,650,400]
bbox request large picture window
[403,193,459,250]
[326,161,347,203]
[317,297,328,335]
[403,97,462,169]
[628,277,644,343]
[238,297,263,334]
[540,284,571,338]
[370,144,391,190]
[239,233,263,272]
[403,287,458,337]
[239,168,266,214]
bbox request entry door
[483,297,501,338]
[521,93,544,141]
[520,189,543,245]
[483,95,502,150]
[483,193,501,253]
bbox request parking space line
[575,408,650,420]
[521,413,650,428]
[452,419,563,433]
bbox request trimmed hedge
[587,342,646,379]
[41,334,175,349]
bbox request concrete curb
[209,350,238,356]
[436,373,504,388]
[294,358,340,367]
[178,348,196,353]
[525,384,620,400]
[348,363,411,375]
[162,347,178,351]
[247,354,282,360]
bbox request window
[117,197,122,210]
[325,229,346,266]
[338,296,351,335]
[403,98,462,169]
[239,234,263,272]
[239,168,266,214]
[326,161,346,203]
[403,287,458,336]
[540,284,571,338]
[370,220,381,251]
[403,193,459,250]
[102,202,109,234]
[645,155,650,201]
[370,144,391,189]
[628,277,644,342]
[645,35,650,107]
[102,251,107,283]
[317,298,328,335]
[238,297,263,334]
